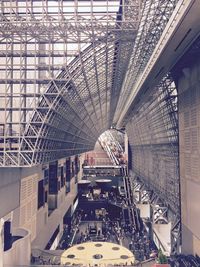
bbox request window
[38,180,44,209]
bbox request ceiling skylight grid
[0,0,140,166]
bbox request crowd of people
[57,204,156,263]
[31,186,157,266]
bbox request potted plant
[152,249,170,267]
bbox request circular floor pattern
[77,246,85,250]
[93,254,103,259]
[61,242,135,266]
[67,254,75,258]
[120,255,129,259]
[95,243,103,247]
[112,247,120,250]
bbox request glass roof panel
[0,0,140,166]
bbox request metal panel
[126,75,179,216]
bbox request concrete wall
[0,154,81,255]
[3,228,31,267]
[0,168,21,218]
[18,172,38,241]
[0,166,43,220]
[178,59,200,255]
[32,176,77,249]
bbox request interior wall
[32,176,78,249]
[126,80,179,214]
[0,153,82,252]
[0,168,21,218]
[178,58,200,255]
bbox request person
[129,241,133,250]
[31,254,35,263]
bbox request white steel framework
[114,0,179,126]
[0,0,140,166]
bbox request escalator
[186,255,200,267]
[121,166,145,233]
[170,255,200,267]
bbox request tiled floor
[60,241,135,265]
